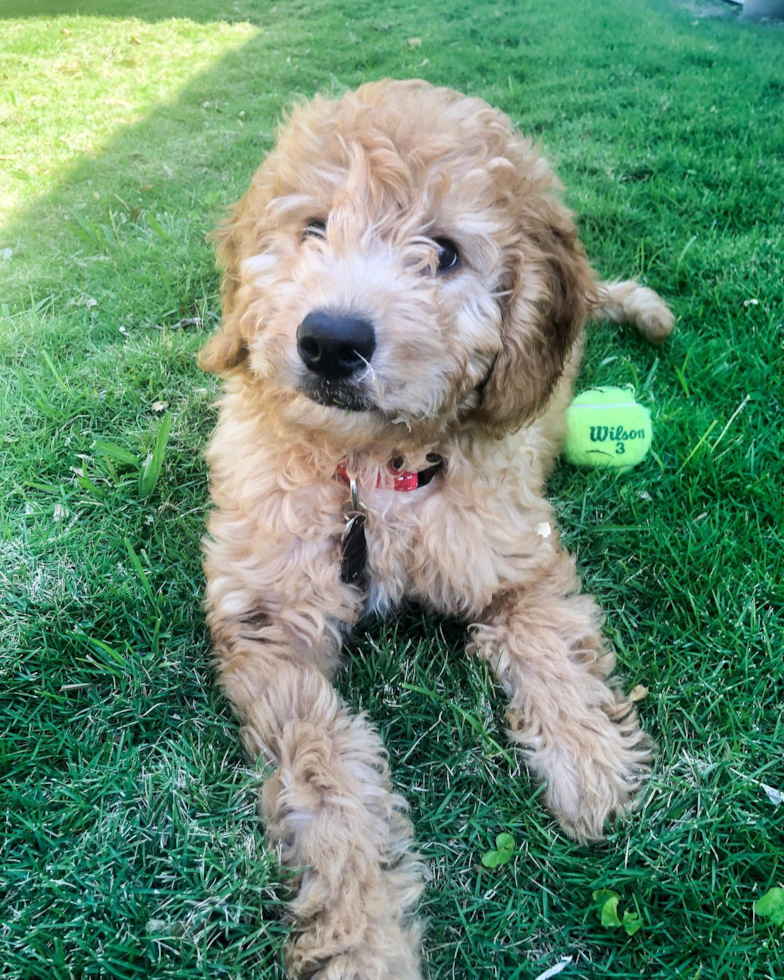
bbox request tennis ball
[564,386,652,468]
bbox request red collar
[336,455,444,492]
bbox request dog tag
[340,475,368,586]
[341,513,367,585]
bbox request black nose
[296,310,376,381]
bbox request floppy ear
[477,196,597,434]
[198,193,253,375]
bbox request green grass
[1,0,782,976]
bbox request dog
[198,79,674,979]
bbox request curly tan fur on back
[199,80,673,978]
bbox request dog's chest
[360,484,436,613]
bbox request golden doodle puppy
[199,79,673,978]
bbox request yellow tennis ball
[564,386,652,468]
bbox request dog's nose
[296,310,376,381]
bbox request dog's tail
[591,280,675,345]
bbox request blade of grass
[124,536,156,605]
[40,349,70,392]
[138,411,171,499]
[92,438,140,468]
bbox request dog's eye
[434,238,459,273]
[303,219,327,240]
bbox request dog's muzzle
[297,309,376,412]
[300,379,375,412]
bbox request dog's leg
[468,553,652,842]
[207,589,424,978]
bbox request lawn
[1,0,782,977]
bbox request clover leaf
[481,832,516,869]
[756,888,784,928]
[622,911,643,936]
[593,889,644,936]
[594,889,621,928]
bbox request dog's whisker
[354,352,377,386]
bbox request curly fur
[199,79,674,978]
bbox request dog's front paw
[298,948,418,980]
[287,916,422,980]
[513,707,652,842]
[544,744,648,842]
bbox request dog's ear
[477,196,597,434]
[198,196,253,375]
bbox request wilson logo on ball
[589,425,647,443]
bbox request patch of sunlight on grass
[0,15,258,223]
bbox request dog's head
[200,80,596,442]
